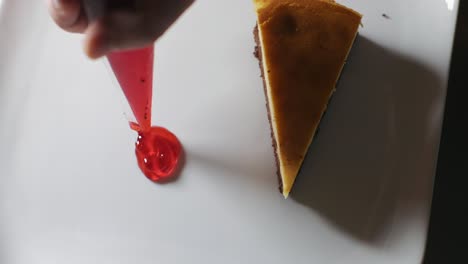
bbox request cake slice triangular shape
[253,0,362,197]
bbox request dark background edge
[423,1,468,263]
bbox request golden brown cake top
[254,0,361,23]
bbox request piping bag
[83,0,183,182]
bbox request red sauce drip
[134,125,182,182]
[108,46,182,182]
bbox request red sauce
[108,46,154,130]
[134,125,182,182]
[108,46,182,182]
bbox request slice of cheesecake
[253,0,362,198]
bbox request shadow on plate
[291,36,442,245]
[187,148,276,185]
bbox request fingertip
[83,21,109,59]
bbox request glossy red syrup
[108,46,154,130]
[107,46,182,182]
[134,125,182,181]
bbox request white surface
[0,0,459,263]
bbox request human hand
[47,0,194,59]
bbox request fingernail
[85,37,109,59]
[84,43,104,59]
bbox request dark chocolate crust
[253,25,283,193]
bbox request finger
[83,12,154,59]
[83,0,194,59]
[47,0,88,33]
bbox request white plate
[0,0,459,263]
